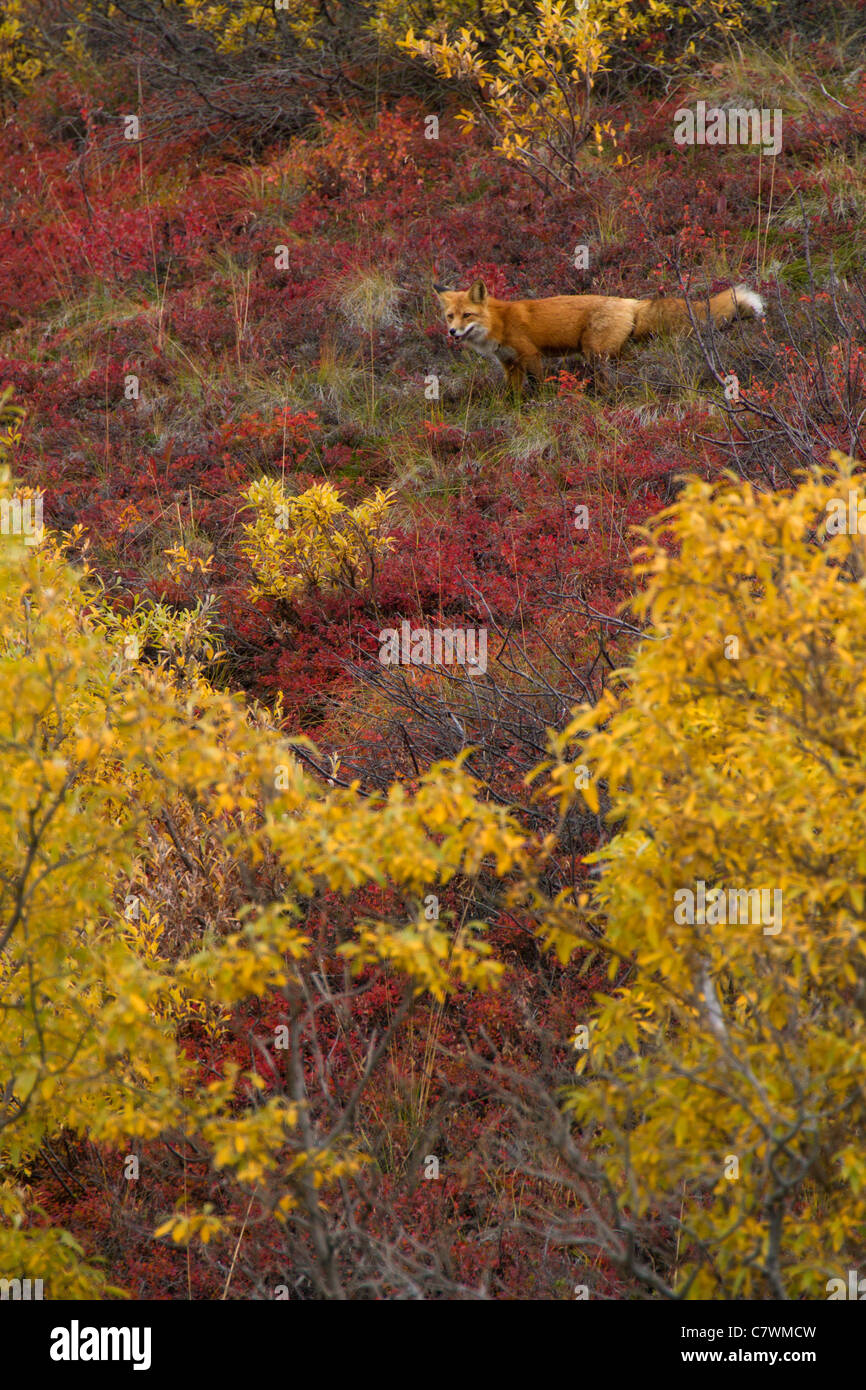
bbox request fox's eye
[446,313,454,321]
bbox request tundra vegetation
[1,0,866,1300]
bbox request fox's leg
[523,354,546,384]
[499,339,547,396]
[503,360,525,395]
[509,341,546,392]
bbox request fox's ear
[433,282,452,295]
[468,279,488,304]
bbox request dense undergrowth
[2,0,866,1299]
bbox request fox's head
[434,279,491,345]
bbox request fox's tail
[632,284,765,340]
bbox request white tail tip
[733,284,765,318]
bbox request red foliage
[5,49,866,1299]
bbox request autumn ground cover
[2,0,866,1302]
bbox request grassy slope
[2,24,866,1296]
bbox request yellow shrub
[240,477,396,602]
[0,435,517,1290]
[532,452,866,1296]
[402,0,754,188]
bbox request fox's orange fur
[434,278,765,392]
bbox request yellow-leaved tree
[526,453,866,1297]
[0,422,520,1296]
[401,0,754,190]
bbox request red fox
[434,279,765,393]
